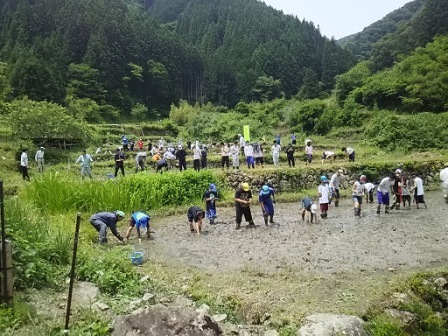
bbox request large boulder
[112,304,222,336]
[297,314,366,336]
[71,281,100,308]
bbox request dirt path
[148,192,448,275]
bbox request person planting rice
[364,181,376,204]
[301,197,318,223]
[352,175,367,218]
[321,150,336,164]
[377,173,395,214]
[203,183,219,224]
[329,169,344,207]
[126,211,151,243]
[187,206,205,235]
[89,211,125,244]
[235,182,255,229]
[259,184,276,226]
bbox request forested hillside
[148,0,355,106]
[338,0,425,60]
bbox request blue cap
[320,176,329,182]
[209,183,217,191]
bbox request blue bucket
[130,251,144,266]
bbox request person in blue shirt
[125,211,151,242]
[121,135,129,151]
[275,134,281,145]
[203,183,219,224]
[89,211,125,244]
[259,184,276,226]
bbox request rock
[142,293,156,304]
[297,314,367,336]
[72,281,100,308]
[434,277,448,288]
[139,275,150,283]
[213,314,228,322]
[93,302,110,311]
[392,293,409,304]
[128,299,143,311]
[112,304,222,336]
[264,330,279,336]
[384,309,415,325]
[181,285,189,292]
[196,303,211,316]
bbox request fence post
[64,213,81,331]
[0,180,13,308]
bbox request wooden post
[0,180,13,307]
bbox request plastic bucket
[130,251,144,266]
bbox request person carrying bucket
[89,211,125,244]
[125,211,151,242]
[259,184,276,226]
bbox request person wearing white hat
[89,211,125,244]
[440,162,448,204]
[35,147,45,172]
[301,197,317,223]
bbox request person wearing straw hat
[234,182,255,229]
[35,146,45,172]
[89,211,125,244]
[259,184,276,226]
[440,162,448,204]
[126,211,151,242]
[301,197,318,223]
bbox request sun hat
[360,175,367,182]
[395,169,402,174]
[262,185,270,195]
[337,169,344,174]
[320,176,329,182]
[40,147,45,150]
[241,182,250,191]
[116,210,125,218]
[310,204,317,214]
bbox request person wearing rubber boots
[234,182,255,229]
[203,183,219,224]
[89,211,125,244]
[259,185,276,226]
[125,211,151,243]
[352,175,367,218]
[318,176,330,218]
[377,174,395,214]
[329,169,344,207]
[440,162,448,204]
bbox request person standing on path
[35,147,45,172]
[176,145,187,171]
[200,145,208,169]
[253,143,264,168]
[410,173,427,209]
[239,134,246,153]
[193,145,201,171]
[259,185,276,226]
[377,174,395,214]
[286,143,295,168]
[440,162,448,204]
[305,141,313,166]
[318,176,330,218]
[234,182,255,229]
[244,143,255,169]
[275,134,281,145]
[221,142,230,170]
[352,175,367,218]
[329,169,344,207]
[20,148,30,181]
[121,135,129,151]
[291,133,297,145]
[230,141,240,170]
[342,147,356,162]
[114,148,126,177]
[75,150,94,179]
[89,211,125,244]
[271,140,281,167]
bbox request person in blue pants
[259,184,276,226]
[203,183,219,224]
[125,211,151,242]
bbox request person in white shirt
[135,150,147,173]
[221,142,230,170]
[271,141,281,167]
[329,169,344,207]
[321,150,335,164]
[410,173,427,209]
[75,150,94,179]
[20,149,30,181]
[440,162,448,204]
[239,134,246,149]
[377,174,395,214]
[364,182,376,204]
[193,145,201,171]
[342,147,355,162]
[318,176,330,218]
[352,175,367,218]
[244,143,255,169]
[35,147,45,172]
[163,150,176,169]
[305,141,313,165]
[230,141,240,170]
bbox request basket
[130,251,144,266]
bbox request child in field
[364,181,376,204]
[318,176,330,218]
[203,184,219,224]
[401,174,412,208]
[126,211,151,242]
[377,173,395,214]
[390,169,403,210]
[259,185,276,226]
[410,173,427,209]
[301,197,318,223]
[352,175,367,218]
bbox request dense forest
[0,0,354,119]
[337,0,425,60]
[148,0,355,106]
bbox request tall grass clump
[24,170,222,214]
